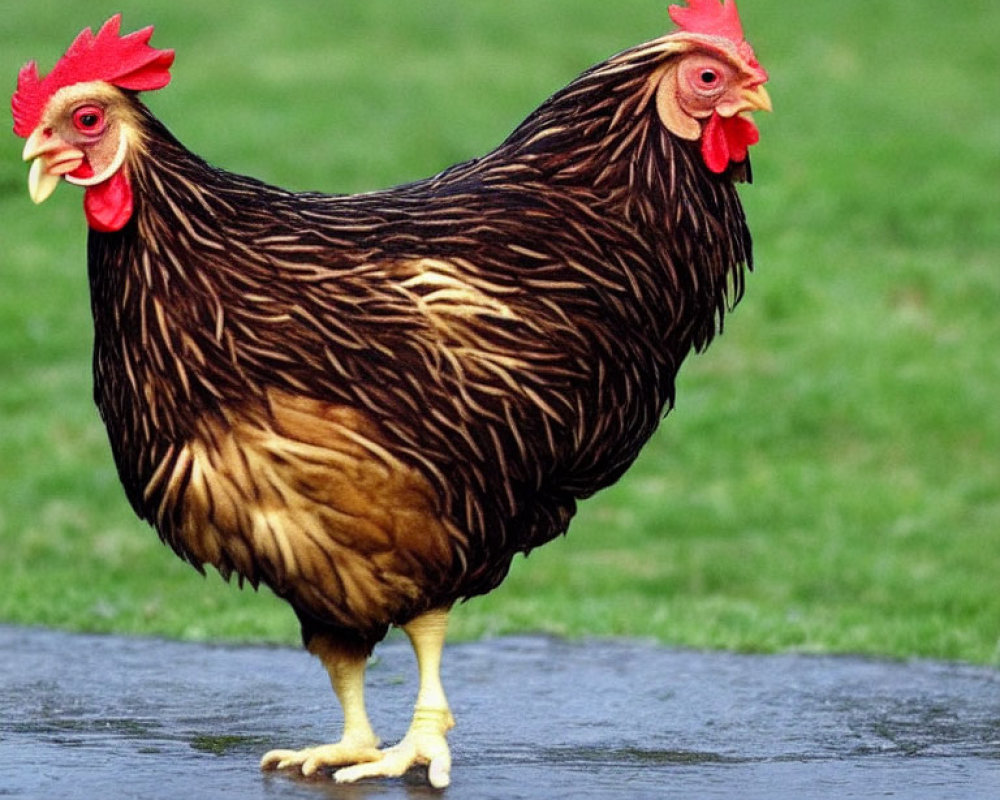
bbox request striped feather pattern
[86,33,753,641]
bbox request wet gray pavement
[1,625,997,799]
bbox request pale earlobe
[655,66,700,141]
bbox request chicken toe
[333,706,454,788]
[260,732,382,776]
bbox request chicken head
[12,14,173,231]
[656,0,771,173]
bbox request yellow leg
[335,608,455,788]
[260,636,381,776]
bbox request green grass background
[1,1,998,664]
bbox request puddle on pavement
[1,625,997,799]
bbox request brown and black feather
[86,35,752,647]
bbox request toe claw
[427,754,451,789]
[301,758,319,777]
[260,749,293,771]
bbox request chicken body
[15,6,770,787]
[93,58,752,646]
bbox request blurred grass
[1,1,998,664]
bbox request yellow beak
[22,127,85,205]
[740,84,773,114]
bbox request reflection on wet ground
[1,625,997,799]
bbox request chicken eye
[72,106,106,134]
[682,60,730,100]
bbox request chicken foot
[335,608,455,788]
[260,637,381,775]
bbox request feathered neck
[481,35,753,345]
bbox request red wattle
[701,112,760,174]
[83,169,133,232]
[70,162,95,180]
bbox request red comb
[11,15,174,138]
[668,0,745,44]
[668,0,766,82]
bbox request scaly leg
[260,635,381,776]
[335,608,455,788]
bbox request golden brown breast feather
[148,389,466,632]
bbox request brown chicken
[12,1,770,787]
